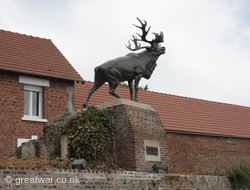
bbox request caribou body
[82,18,165,108]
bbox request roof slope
[75,81,250,138]
[0,29,84,82]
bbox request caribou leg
[134,76,142,102]
[128,80,133,100]
[108,81,121,98]
[82,81,104,108]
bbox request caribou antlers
[126,18,164,51]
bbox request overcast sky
[1,0,250,106]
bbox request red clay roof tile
[75,81,250,138]
[0,29,84,82]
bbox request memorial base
[98,98,168,172]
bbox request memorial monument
[82,18,165,108]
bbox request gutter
[0,68,85,83]
[165,129,250,139]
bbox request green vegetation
[118,81,149,91]
[228,161,250,190]
[67,106,116,170]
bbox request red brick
[107,104,168,172]
[167,133,250,174]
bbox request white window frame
[17,135,38,147]
[19,76,49,122]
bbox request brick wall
[43,79,71,121]
[0,167,232,190]
[167,133,250,174]
[0,70,74,160]
[102,99,168,172]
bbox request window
[19,76,49,122]
[23,85,43,119]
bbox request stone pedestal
[98,98,168,172]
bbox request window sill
[21,116,48,123]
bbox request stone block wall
[99,98,168,172]
[40,114,73,158]
[167,132,250,174]
[0,70,74,160]
[0,167,233,190]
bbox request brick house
[0,30,84,160]
[75,81,250,174]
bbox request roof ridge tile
[0,29,50,40]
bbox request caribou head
[126,18,165,56]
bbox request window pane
[24,91,30,115]
[32,91,39,116]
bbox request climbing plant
[67,106,115,169]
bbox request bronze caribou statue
[82,18,165,108]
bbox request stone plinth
[99,98,168,172]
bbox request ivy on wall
[67,106,116,169]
